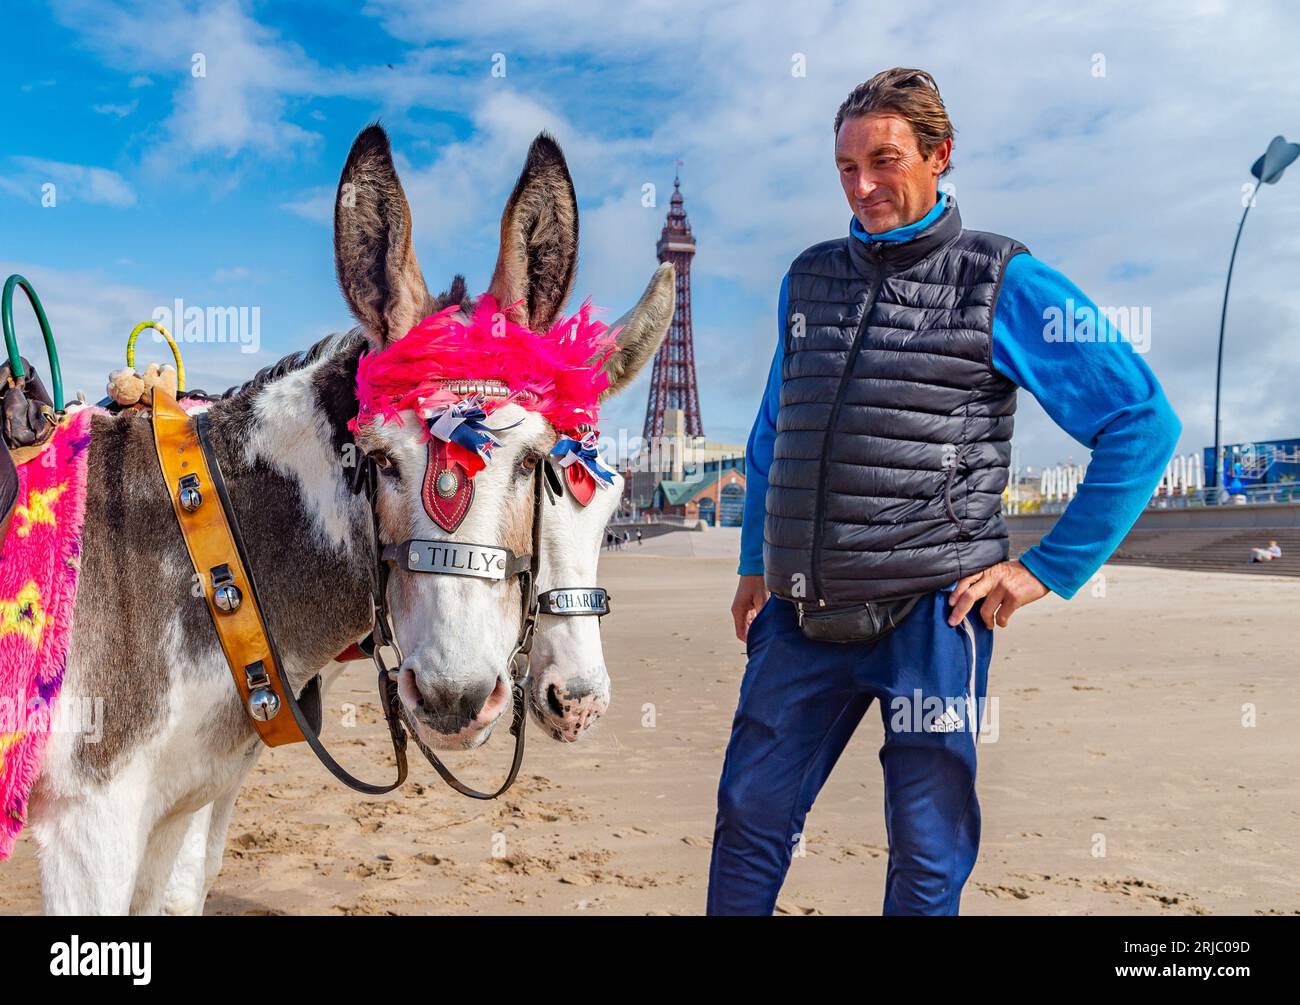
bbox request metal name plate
[538,588,610,616]
[399,540,514,581]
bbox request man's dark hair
[834,67,955,177]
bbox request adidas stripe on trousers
[707,591,993,915]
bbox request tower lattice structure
[642,174,703,440]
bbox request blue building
[1204,437,1300,491]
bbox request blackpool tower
[642,173,703,440]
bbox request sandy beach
[3,531,1297,915]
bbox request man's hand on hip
[732,574,769,642]
[947,560,1049,628]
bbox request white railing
[1003,454,1297,514]
[609,514,698,527]
[1233,443,1300,478]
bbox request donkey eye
[371,450,399,476]
[517,452,541,476]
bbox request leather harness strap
[152,388,305,748]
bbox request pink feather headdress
[351,292,618,436]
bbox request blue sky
[3,0,1299,469]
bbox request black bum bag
[795,593,925,645]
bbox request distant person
[637,529,643,546]
[1250,540,1282,562]
[715,67,1181,917]
[623,530,630,548]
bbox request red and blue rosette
[550,430,614,506]
[423,395,500,477]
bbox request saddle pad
[0,408,93,858]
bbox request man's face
[835,112,951,234]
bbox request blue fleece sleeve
[738,272,788,575]
[992,253,1182,599]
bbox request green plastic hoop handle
[3,274,63,409]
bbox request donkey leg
[31,774,151,916]
[152,733,260,914]
[198,783,242,911]
[129,804,203,916]
[154,778,242,916]
[159,803,213,916]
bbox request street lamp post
[1211,135,1298,499]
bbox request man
[709,68,1181,915]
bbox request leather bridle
[342,438,610,799]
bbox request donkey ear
[599,262,675,400]
[486,132,579,332]
[334,124,432,348]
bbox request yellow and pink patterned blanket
[0,409,93,858]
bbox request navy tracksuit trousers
[707,591,993,915]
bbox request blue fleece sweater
[738,194,1182,599]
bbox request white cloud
[93,100,139,117]
[3,157,136,207]
[52,0,326,169]
[50,1,480,174]
[280,186,334,224]
[357,0,1300,461]
[38,0,1300,463]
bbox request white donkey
[27,125,673,915]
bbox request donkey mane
[214,330,360,401]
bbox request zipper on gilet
[809,249,887,605]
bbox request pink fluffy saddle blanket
[0,408,94,858]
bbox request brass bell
[213,583,242,612]
[247,687,281,721]
[178,474,202,512]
